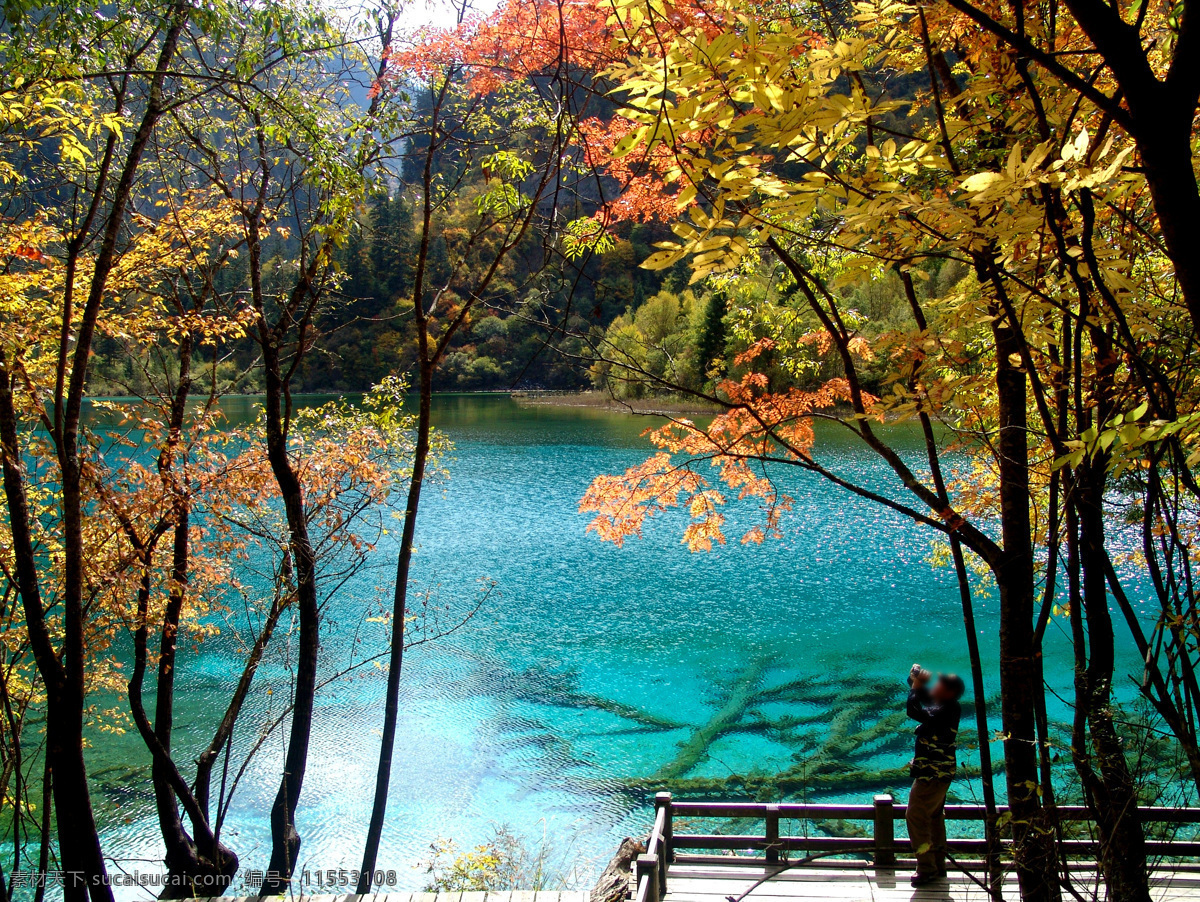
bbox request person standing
[905,663,965,887]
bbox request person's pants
[907,778,950,876]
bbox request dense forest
[88,178,966,399]
[87,189,692,395]
[80,56,951,401]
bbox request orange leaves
[847,335,875,361]
[580,451,704,547]
[0,216,68,397]
[937,505,966,533]
[795,331,873,361]
[682,507,727,551]
[391,0,618,93]
[387,0,709,228]
[77,383,423,686]
[394,0,715,94]
[581,371,864,551]
[11,244,45,262]
[734,336,776,366]
[576,117,686,224]
[797,330,832,355]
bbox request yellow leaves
[641,247,686,270]
[752,83,789,113]
[1060,127,1092,164]
[865,138,897,160]
[682,509,727,552]
[602,0,1156,328]
[956,142,1056,206]
[590,0,1181,569]
[1064,145,1134,192]
[958,131,1132,212]
[1057,406,1200,476]
[0,79,125,185]
[847,335,875,361]
[2,188,248,400]
[959,171,1007,193]
[611,124,652,159]
[580,452,699,546]
[0,216,68,391]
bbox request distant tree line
[87,156,685,396]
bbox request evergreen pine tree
[695,292,727,381]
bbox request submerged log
[576,694,685,730]
[498,664,685,730]
[651,660,769,781]
[494,654,1031,805]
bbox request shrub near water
[422,824,593,892]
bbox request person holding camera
[905,663,965,887]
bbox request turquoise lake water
[85,394,1155,894]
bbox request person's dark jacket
[907,684,961,781]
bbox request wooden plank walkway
[214,892,589,902]
[191,867,1200,901]
[662,859,1200,902]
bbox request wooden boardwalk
[221,893,589,902]
[220,864,1200,902]
[661,859,1200,902]
[200,796,1200,902]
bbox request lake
[86,393,1150,894]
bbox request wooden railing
[630,793,1200,902]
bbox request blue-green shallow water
[82,394,1152,895]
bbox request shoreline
[86,388,724,417]
[510,389,722,417]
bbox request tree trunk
[949,539,1003,900]
[151,346,239,899]
[0,356,112,902]
[356,356,433,888]
[990,316,1061,902]
[260,335,322,893]
[899,269,1002,899]
[357,79,444,886]
[1073,461,1152,902]
[1132,116,1200,336]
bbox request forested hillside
[80,58,961,400]
[87,155,687,394]
[88,172,965,398]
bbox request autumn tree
[0,4,197,894]
[355,10,623,876]
[0,1,403,893]
[158,9,404,886]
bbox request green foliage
[291,183,679,392]
[589,255,966,401]
[562,217,617,260]
[694,292,728,380]
[590,289,704,398]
